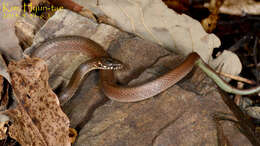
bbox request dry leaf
[205,0,260,16]
[201,0,224,33]
[4,57,70,146]
[162,0,189,13]
[209,50,242,81]
[201,14,219,33]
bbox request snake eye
[104,58,114,65]
[97,61,103,67]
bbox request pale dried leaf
[4,57,70,146]
[212,0,260,16]
[209,50,242,81]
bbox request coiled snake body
[31,36,260,104]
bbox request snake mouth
[102,64,124,70]
[95,57,125,70]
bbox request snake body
[31,36,123,104]
[31,36,260,103]
[100,53,199,102]
[58,57,123,105]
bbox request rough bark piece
[5,57,70,146]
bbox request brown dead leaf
[162,0,189,13]
[69,128,77,144]
[28,0,47,12]
[48,0,96,20]
[4,57,70,146]
[201,0,224,33]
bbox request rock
[75,33,251,146]
[75,85,251,146]
[62,72,108,129]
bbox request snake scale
[31,36,260,104]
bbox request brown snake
[31,36,260,104]
[30,36,198,103]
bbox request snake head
[95,57,124,70]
